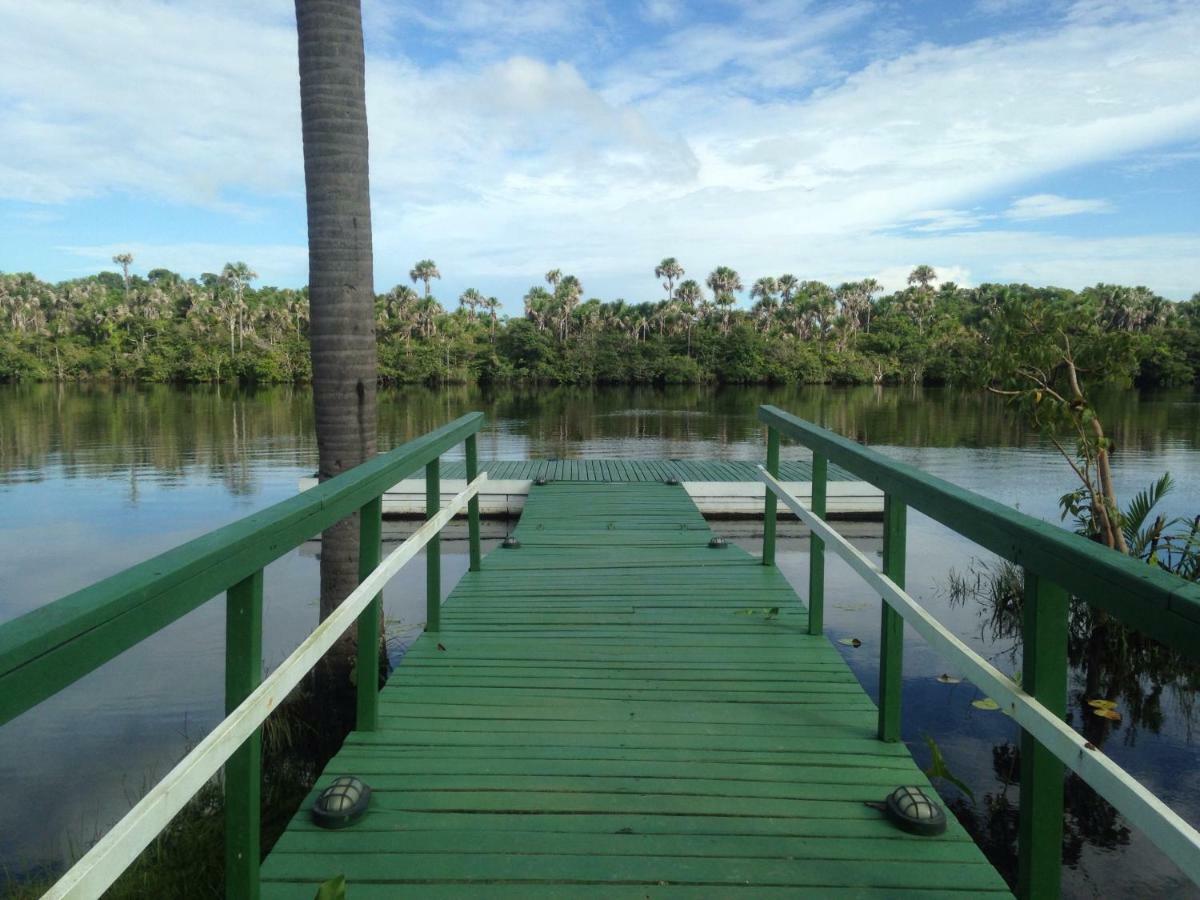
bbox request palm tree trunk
[296,0,378,684]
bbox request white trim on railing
[45,473,489,900]
[757,465,1200,887]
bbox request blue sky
[0,0,1197,312]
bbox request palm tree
[524,286,552,331]
[654,257,684,300]
[705,266,742,335]
[415,296,444,338]
[674,279,702,355]
[410,259,441,297]
[545,269,562,292]
[555,275,583,341]
[295,0,378,659]
[221,262,257,352]
[860,277,882,333]
[484,295,501,338]
[907,264,937,292]
[750,276,779,332]
[777,274,798,305]
[458,287,483,322]
[112,253,133,297]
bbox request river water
[1,382,1198,896]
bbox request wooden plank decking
[424,458,856,482]
[261,481,1009,897]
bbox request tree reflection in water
[946,558,1198,884]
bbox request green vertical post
[224,569,263,900]
[877,494,905,742]
[808,453,827,635]
[762,427,780,566]
[465,434,482,572]
[426,458,441,633]
[1018,570,1068,900]
[356,495,382,732]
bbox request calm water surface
[1,382,1199,897]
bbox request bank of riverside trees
[1,256,1198,389]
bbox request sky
[0,0,1197,313]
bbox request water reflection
[0,382,1198,896]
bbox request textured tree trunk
[295,0,377,681]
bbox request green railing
[0,412,486,900]
[758,404,1200,899]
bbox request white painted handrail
[757,465,1200,886]
[45,473,488,900]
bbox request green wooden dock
[261,480,1009,897]
[423,458,857,482]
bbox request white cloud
[61,242,308,283]
[639,0,685,25]
[0,0,1198,301]
[1004,193,1114,219]
[906,209,990,232]
[0,1,300,207]
[871,264,974,293]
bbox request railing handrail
[0,412,485,726]
[758,404,1200,655]
[758,465,1200,888]
[44,473,488,900]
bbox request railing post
[762,426,779,566]
[808,453,827,635]
[878,494,905,742]
[1018,570,1068,900]
[356,495,382,732]
[465,434,482,572]
[224,568,263,900]
[426,458,441,632]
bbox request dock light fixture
[708,536,728,549]
[534,477,549,486]
[869,786,947,836]
[311,776,371,829]
[664,477,680,486]
[502,536,521,549]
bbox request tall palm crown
[907,264,937,291]
[459,287,483,321]
[410,259,441,297]
[675,280,702,311]
[544,269,563,291]
[654,257,684,300]
[706,267,743,334]
[706,267,743,303]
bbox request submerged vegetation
[2,257,1198,388]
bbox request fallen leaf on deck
[436,643,447,651]
[972,698,1001,711]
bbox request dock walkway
[261,481,1009,897]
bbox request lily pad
[1093,707,1122,721]
[837,637,863,648]
[971,698,1001,711]
[1087,699,1118,710]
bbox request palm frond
[1122,472,1175,551]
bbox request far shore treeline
[1,257,1198,388]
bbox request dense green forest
[1,257,1197,387]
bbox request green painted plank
[263,479,1009,896]
[263,886,1005,900]
[263,853,1005,890]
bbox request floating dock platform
[300,459,884,518]
[261,480,1007,897]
